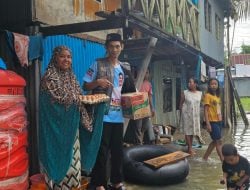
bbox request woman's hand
[97,78,113,89]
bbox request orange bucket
[80,178,89,190]
[71,178,89,190]
[30,183,47,190]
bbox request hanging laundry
[209,66,216,78]
[13,33,29,67]
[28,35,43,61]
[200,60,207,82]
[0,58,6,70]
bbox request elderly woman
[39,46,92,189]
[179,77,203,156]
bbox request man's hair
[222,144,238,156]
[105,33,122,46]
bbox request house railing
[127,0,200,48]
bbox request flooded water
[125,115,250,190]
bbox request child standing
[220,144,250,190]
[203,78,224,161]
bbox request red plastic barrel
[0,70,28,186]
[0,70,26,95]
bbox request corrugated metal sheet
[42,35,105,85]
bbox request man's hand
[151,109,155,117]
[97,78,113,89]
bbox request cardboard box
[121,92,151,120]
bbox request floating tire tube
[123,145,189,185]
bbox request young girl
[203,78,224,161]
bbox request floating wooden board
[144,151,190,169]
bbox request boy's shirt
[83,61,124,123]
[222,155,250,187]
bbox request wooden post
[224,16,230,128]
[135,37,158,89]
[123,37,158,136]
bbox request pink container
[30,173,45,185]
[30,174,47,190]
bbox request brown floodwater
[125,115,250,190]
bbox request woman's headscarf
[40,46,92,131]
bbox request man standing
[123,69,156,145]
[136,69,155,144]
[83,33,131,190]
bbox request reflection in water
[125,115,250,190]
[234,115,250,159]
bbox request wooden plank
[140,0,148,18]
[40,18,124,36]
[144,151,190,168]
[148,0,156,21]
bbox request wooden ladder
[227,67,249,126]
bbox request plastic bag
[0,130,28,178]
[0,146,28,178]
[0,103,27,131]
[0,95,26,112]
[0,130,28,159]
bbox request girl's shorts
[209,121,222,140]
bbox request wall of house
[235,64,250,77]
[152,60,181,127]
[35,0,120,24]
[199,0,225,64]
[233,78,250,97]
[35,0,121,40]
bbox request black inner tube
[123,145,189,185]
